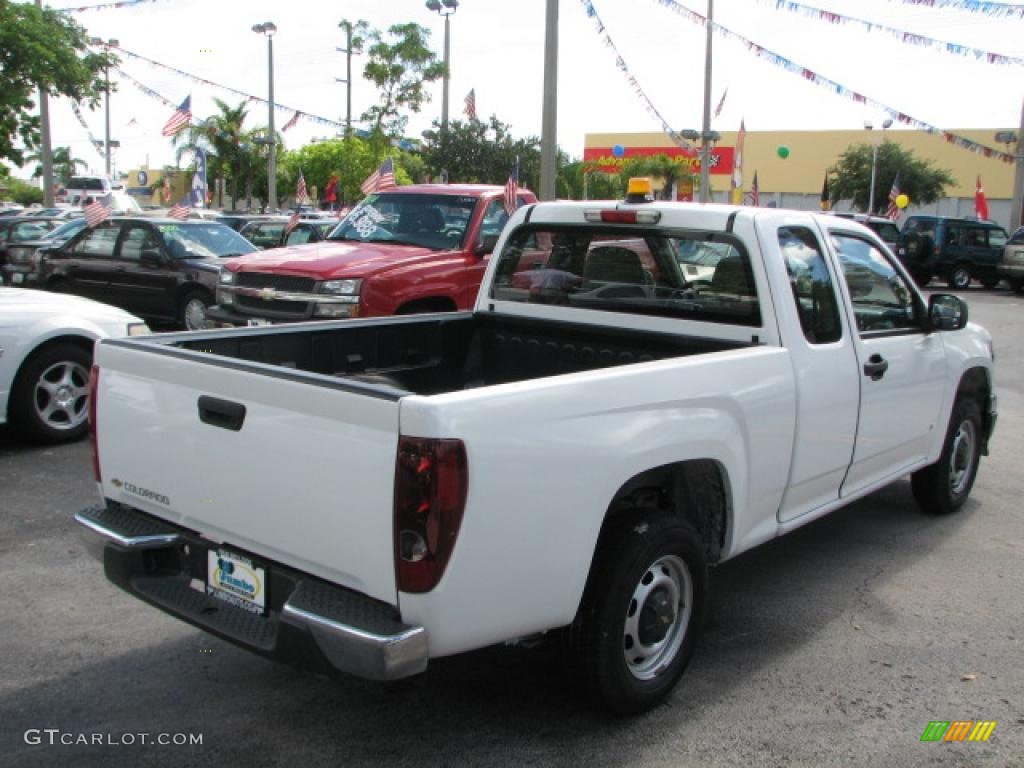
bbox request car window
[120,226,163,262]
[244,222,285,248]
[492,226,760,326]
[831,232,918,334]
[11,222,54,241]
[988,229,1007,249]
[156,223,257,259]
[778,226,841,344]
[70,225,121,257]
[1009,227,1024,245]
[872,222,900,244]
[285,226,314,246]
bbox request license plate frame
[246,317,272,327]
[206,547,268,616]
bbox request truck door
[828,230,947,497]
[766,224,860,523]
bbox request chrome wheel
[34,359,89,433]
[948,418,977,497]
[623,554,692,681]
[950,267,971,290]
[183,297,209,330]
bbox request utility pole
[540,0,558,201]
[1011,97,1024,231]
[36,0,54,205]
[336,21,358,135]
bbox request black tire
[911,398,982,515]
[568,511,707,715]
[10,342,92,444]
[47,278,70,293]
[909,269,932,288]
[980,276,1000,290]
[947,264,972,290]
[179,288,213,331]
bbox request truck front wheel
[570,512,707,715]
[911,398,982,515]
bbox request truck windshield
[157,223,259,259]
[327,193,477,251]
[492,227,761,327]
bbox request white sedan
[0,288,149,443]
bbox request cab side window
[777,226,841,344]
[71,225,120,257]
[831,233,918,334]
[120,226,162,262]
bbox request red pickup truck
[208,184,536,324]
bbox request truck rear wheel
[569,512,707,715]
[911,398,982,515]
[947,264,972,290]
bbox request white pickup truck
[75,189,996,714]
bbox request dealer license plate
[247,318,271,326]
[206,548,267,615]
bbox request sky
[15,0,1024,179]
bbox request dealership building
[584,128,1019,230]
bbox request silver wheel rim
[953,269,970,288]
[949,418,977,496]
[34,360,89,432]
[183,298,209,330]
[623,554,692,681]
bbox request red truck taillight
[88,365,101,483]
[394,437,468,593]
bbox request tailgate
[93,341,400,604]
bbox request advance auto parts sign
[207,549,267,615]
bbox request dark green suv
[896,215,1009,289]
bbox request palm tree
[172,99,251,209]
[27,146,87,185]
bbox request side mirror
[140,249,164,268]
[927,293,968,332]
[475,234,499,256]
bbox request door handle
[198,396,246,431]
[863,354,888,381]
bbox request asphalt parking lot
[1,287,1022,768]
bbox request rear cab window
[491,225,760,327]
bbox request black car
[216,214,278,233]
[829,213,901,248]
[1,217,89,287]
[896,215,1009,289]
[39,217,257,330]
[0,217,62,268]
[239,218,337,249]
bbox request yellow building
[585,128,1018,227]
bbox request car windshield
[157,223,258,259]
[44,219,88,241]
[328,192,478,250]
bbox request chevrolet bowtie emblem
[259,287,276,301]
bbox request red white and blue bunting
[578,0,695,151]
[69,102,107,160]
[883,0,1024,18]
[114,67,179,110]
[649,0,1016,163]
[57,0,167,13]
[761,1,1023,65]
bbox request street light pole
[865,118,892,215]
[699,0,714,203]
[540,0,558,201]
[426,1,458,137]
[253,22,278,211]
[35,0,54,206]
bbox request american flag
[285,211,301,234]
[84,194,112,228]
[885,172,902,220]
[169,196,190,221]
[161,95,192,137]
[282,110,301,132]
[296,171,308,204]
[503,158,520,216]
[748,171,760,207]
[464,89,477,121]
[360,158,396,196]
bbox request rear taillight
[88,365,101,484]
[394,437,468,593]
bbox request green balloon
[777,145,790,159]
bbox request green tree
[828,141,955,215]
[618,154,693,200]
[4,176,44,206]
[0,2,115,165]
[175,99,251,209]
[361,23,445,138]
[26,146,86,185]
[421,116,540,188]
